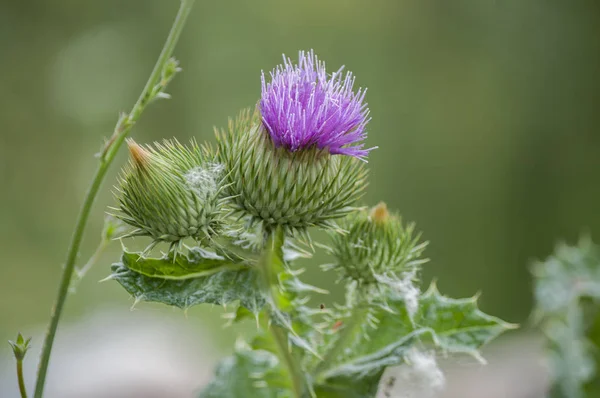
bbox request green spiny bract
[324,202,428,286]
[216,109,367,233]
[114,138,228,252]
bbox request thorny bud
[217,110,367,232]
[323,202,429,285]
[217,51,373,232]
[114,138,228,253]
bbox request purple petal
[260,50,372,159]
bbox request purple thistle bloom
[260,50,372,159]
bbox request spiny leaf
[199,345,290,398]
[109,249,264,313]
[416,283,517,356]
[317,283,515,381]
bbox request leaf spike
[130,295,143,311]
[98,273,116,283]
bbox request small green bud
[8,333,31,361]
[216,110,367,232]
[115,138,227,250]
[324,203,428,285]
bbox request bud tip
[127,139,150,168]
[370,202,389,224]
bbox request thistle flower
[115,139,227,252]
[260,50,371,159]
[323,203,429,286]
[217,51,372,231]
[217,109,367,232]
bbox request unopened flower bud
[324,203,428,284]
[115,139,226,250]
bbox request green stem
[313,306,368,383]
[271,324,304,398]
[33,2,196,397]
[258,228,305,398]
[16,359,27,398]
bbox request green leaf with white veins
[109,248,265,313]
[317,283,516,381]
[120,246,246,279]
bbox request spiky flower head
[323,203,429,286]
[115,139,227,252]
[260,50,371,159]
[217,109,367,232]
[216,51,372,231]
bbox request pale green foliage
[216,110,367,232]
[532,237,600,398]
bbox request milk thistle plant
[11,3,514,397]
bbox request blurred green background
[1,0,600,359]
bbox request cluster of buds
[114,49,430,294]
[112,48,433,347]
[115,50,373,243]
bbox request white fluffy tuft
[184,163,224,199]
[380,349,445,398]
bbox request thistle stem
[16,358,27,398]
[258,228,305,398]
[271,324,304,398]
[32,1,196,396]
